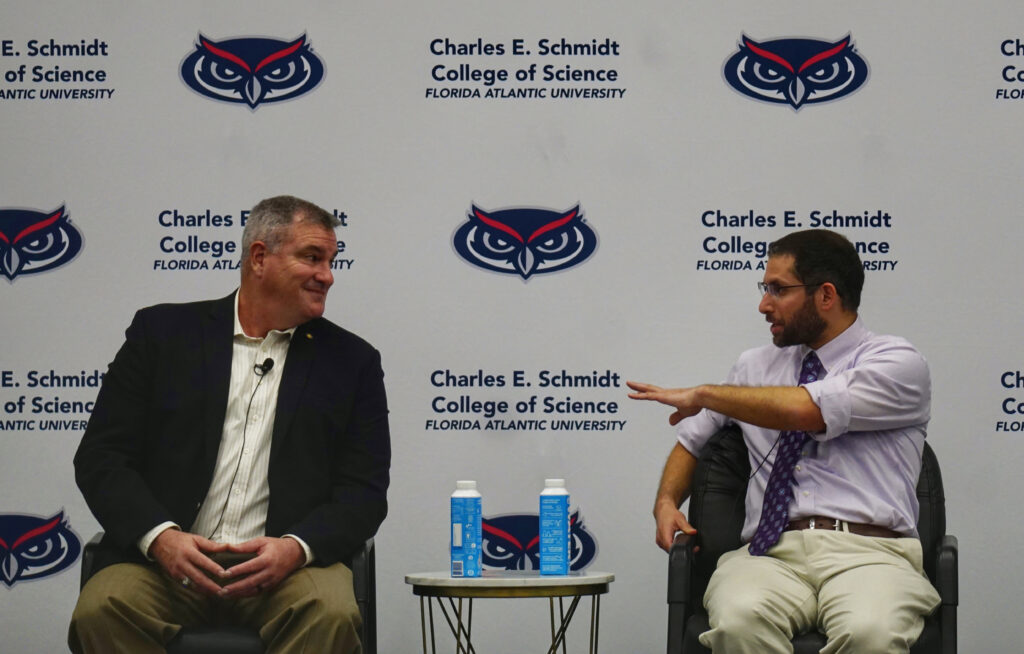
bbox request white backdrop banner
[2,1,1023,651]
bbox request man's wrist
[139,522,180,560]
[282,534,313,567]
[653,495,679,515]
[692,384,713,410]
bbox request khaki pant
[69,561,361,654]
[700,530,940,654]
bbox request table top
[405,570,614,598]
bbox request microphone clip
[254,358,275,376]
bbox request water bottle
[539,478,570,575]
[450,480,482,577]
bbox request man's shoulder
[724,344,799,386]
[734,343,796,368]
[859,329,919,350]
[124,294,232,341]
[301,316,380,357]
[848,329,927,365]
[134,293,231,322]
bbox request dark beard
[773,295,826,347]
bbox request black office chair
[667,425,958,654]
[80,535,377,654]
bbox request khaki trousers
[69,561,361,654]
[699,530,941,654]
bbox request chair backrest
[686,426,749,609]
[687,425,947,610]
[915,445,946,581]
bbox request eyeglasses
[757,282,821,298]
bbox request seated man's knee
[70,566,179,654]
[826,608,915,653]
[707,592,792,646]
[70,583,109,647]
[714,595,776,630]
[274,569,362,644]
[297,594,361,630]
[73,568,140,625]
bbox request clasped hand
[151,529,304,597]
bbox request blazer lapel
[201,293,235,473]
[270,319,317,461]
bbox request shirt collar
[232,291,296,341]
[803,316,866,373]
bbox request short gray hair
[241,195,339,264]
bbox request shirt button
[802,491,810,497]
[795,465,802,472]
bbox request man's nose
[316,262,334,287]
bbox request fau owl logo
[0,206,83,281]
[0,511,81,588]
[453,205,598,280]
[481,511,598,571]
[180,34,325,109]
[723,35,869,110]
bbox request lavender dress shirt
[676,318,930,540]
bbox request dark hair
[241,195,338,263]
[767,229,864,312]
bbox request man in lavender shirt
[629,229,940,653]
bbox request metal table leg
[545,595,585,654]
[589,594,600,653]
[433,596,477,654]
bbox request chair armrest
[667,531,695,605]
[351,538,376,654]
[935,534,958,606]
[80,531,105,590]
[351,538,374,605]
[668,532,696,654]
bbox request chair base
[167,627,264,654]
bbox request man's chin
[303,293,328,314]
[771,332,797,348]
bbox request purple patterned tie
[748,350,826,556]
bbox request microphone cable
[206,357,274,539]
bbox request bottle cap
[544,478,566,488]
[456,480,477,490]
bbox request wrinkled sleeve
[675,359,743,455]
[805,340,930,441]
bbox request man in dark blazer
[69,196,390,654]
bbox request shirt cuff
[138,522,180,560]
[282,534,314,567]
[804,376,851,441]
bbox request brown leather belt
[784,516,902,539]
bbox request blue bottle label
[450,496,482,577]
[539,494,570,575]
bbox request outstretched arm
[627,381,825,432]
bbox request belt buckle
[807,517,844,531]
